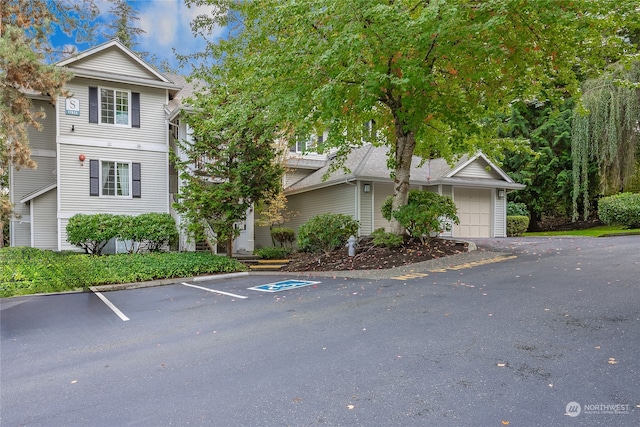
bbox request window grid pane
[101,89,114,124]
[115,91,129,125]
[102,161,116,195]
[117,162,130,196]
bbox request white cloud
[135,0,225,69]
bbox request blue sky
[51,0,226,72]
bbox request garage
[454,188,492,238]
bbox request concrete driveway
[1,236,639,426]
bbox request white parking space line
[89,287,130,321]
[181,283,248,299]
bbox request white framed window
[291,134,323,153]
[100,160,131,197]
[100,88,130,126]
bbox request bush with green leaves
[381,190,459,244]
[66,213,124,255]
[119,213,178,253]
[507,201,529,217]
[270,227,295,247]
[297,213,359,254]
[598,193,640,228]
[0,247,246,298]
[254,246,292,259]
[370,228,404,249]
[506,216,529,236]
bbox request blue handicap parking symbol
[248,280,321,293]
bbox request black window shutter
[131,92,140,128]
[89,159,99,196]
[132,162,141,198]
[89,87,98,123]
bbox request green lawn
[0,247,247,298]
[524,225,640,237]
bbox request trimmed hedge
[507,201,529,217]
[66,213,178,254]
[297,213,359,254]
[598,193,640,228]
[254,246,292,259]
[0,247,246,298]
[507,216,529,236]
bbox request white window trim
[99,159,133,198]
[98,86,132,128]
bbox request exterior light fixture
[363,183,371,193]
[79,154,86,166]
[498,190,505,199]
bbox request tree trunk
[390,120,417,235]
[226,238,233,258]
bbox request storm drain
[248,280,321,293]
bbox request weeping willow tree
[572,61,640,220]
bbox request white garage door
[454,188,491,238]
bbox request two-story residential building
[9,39,181,252]
[11,39,524,254]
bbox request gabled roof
[285,145,524,194]
[57,39,180,90]
[165,74,203,121]
[20,182,56,204]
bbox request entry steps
[242,258,291,271]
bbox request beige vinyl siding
[359,182,373,235]
[455,159,503,180]
[284,184,357,233]
[373,182,394,232]
[32,189,58,250]
[254,226,273,249]
[72,46,158,80]
[11,222,31,247]
[58,144,168,214]
[494,189,506,237]
[28,100,57,151]
[59,218,83,251]
[11,156,56,220]
[58,78,167,145]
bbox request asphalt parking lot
[1,236,639,426]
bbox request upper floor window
[100,88,130,126]
[291,133,323,153]
[89,87,140,128]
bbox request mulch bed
[280,237,468,272]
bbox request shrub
[507,201,529,217]
[506,216,529,236]
[270,227,295,247]
[297,213,359,254]
[120,213,178,253]
[254,246,292,259]
[66,213,124,255]
[370,228,404,248]
[0,247,246,297]
[598,193,640,228]
[381,190,459,244]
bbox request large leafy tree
[186,0,638,234]
[174,88,284,256]
[571,61,640,220]
[0,0,98,246]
